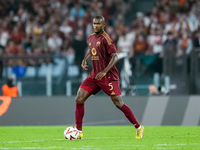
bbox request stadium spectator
[47,31,63,53]
[22,35,32,54]
[61,46,75,65]
[4,40,18,55]
[0,26,10,48]
[130,34,151,76]
[2,76,18,97]
[176,32,193,57]
[31,34,47,51]
[130,34,150,56]
[162,31,178,58]
[10,26,24,44]
[72,29,87,75]
[70,3,85,20]
[117,26,135,95]
[163,31,178,47]
[59,20,73,36]
[27,48,44,67]
[193,30,200,48]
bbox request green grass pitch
[0,126,200,150]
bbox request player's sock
[120,103,140,128]
[75,103,85,131]
[137,125,142,129]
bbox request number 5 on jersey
[108,83,113,91]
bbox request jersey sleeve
[102,32,118,55]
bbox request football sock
[120,103,140,129]
[137,125,142,129]
[75,103,85,131]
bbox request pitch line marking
[0,139,65,144]
[1,137,136,144]
[84,119,126,125]
[2,135,198,144]
[0,147,143,150]
[1,136,199,144]
[155,143,200,146]
[1,144,200,150]
[0,147,63,150]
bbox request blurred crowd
[117,0,200,77]
[0,0,131,76]
[0,0,200,79]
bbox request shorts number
[108,83,113,91]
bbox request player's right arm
[81,49,91,70]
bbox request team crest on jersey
[91,48,97,55]
[96,41,100,46]
[89,43,91,46]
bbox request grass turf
[0,126,200,150]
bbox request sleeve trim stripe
[102,32,112,45]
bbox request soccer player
[75,15,144,139]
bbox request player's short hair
[93,15,105,23]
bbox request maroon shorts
[80,77,121,96]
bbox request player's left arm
[81,48,91,70]
[95,53,118,80]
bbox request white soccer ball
[64,126,79,140]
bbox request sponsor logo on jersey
[91,56,99,60]
[91,48,99,60]
[91,48,97,55]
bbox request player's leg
[75,87,90,131]
[75,88,91,139]
[110,95,140,127]
[75,77,100,139]
[98,80,144,138]
[99,80,140,128]
[110,95,144,139]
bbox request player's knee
[111,96,124,109]
[113,101,124,109]
[75,96,85,104]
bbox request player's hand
[95,71,106,80]
[81,61,88,70]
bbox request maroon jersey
[88,31,119,81]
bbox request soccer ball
[64,126,79,140]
